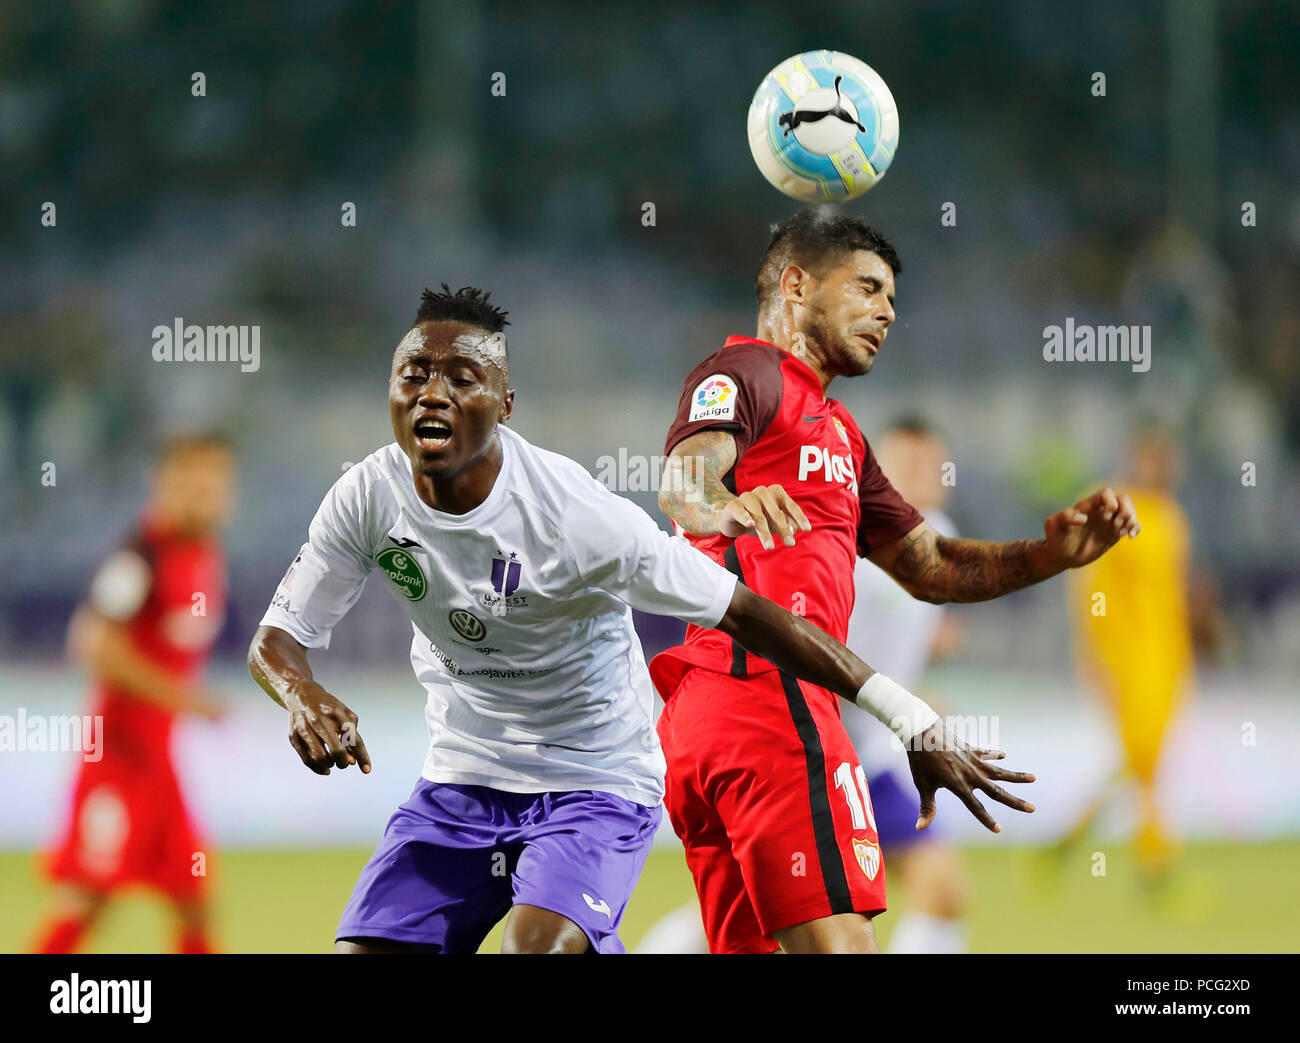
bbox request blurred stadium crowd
[2,0,1298,676]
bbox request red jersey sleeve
[663,341,784,459]
[856,440,925,555]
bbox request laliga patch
[852,837,881,880]
[688,373,737,422]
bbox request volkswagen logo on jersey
[491,552,522,596]
[376,547,427,602]
[449,608,486,642]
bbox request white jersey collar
[403,425,516,528]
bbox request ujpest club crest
[483,551,527,615]
[491,551,522,596]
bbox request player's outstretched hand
[719,484,812,550]
[287,684,371,776]
[905,721,1035,833]
[1042,486,1141,569]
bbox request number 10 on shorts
[833,761,877,832]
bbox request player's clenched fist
[719,484,812,550]
[287,685,371,776]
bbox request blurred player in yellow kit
[1066,420,1220,879]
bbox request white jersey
[260,425,737,807]
[840,509,956,775]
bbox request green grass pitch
[3,839,1296,953]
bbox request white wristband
[855,673,940,747]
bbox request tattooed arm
[868,487,1143,605]
[659,430,810,550]
[868,523,1056,604]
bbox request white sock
[888,913,966,954]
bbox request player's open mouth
[857,333,880,353]
[413,418,453,451]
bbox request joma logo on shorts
[797,445,858,495]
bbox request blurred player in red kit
[31,434,234,954]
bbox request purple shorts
[336,780,661,953]
[869,769,942,852]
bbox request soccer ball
[747,50,899,202]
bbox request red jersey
[88,517,227,761]
[650,336,922,692]
[44,518,227,899]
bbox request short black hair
[413,283,510,334]
[756,209,902,304]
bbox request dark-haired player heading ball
[654,210,1142,954]
[248,284,1023,954]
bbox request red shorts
[45,754,207,900]
[657,667,887,953]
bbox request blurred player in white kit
[837,416,970,953]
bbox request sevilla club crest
[851,837,881,881]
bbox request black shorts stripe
[778,671,853,914]
[722,542,748,677]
